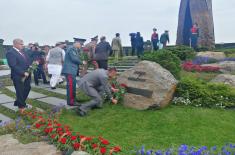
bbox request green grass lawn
[59,103,235,153]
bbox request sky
[0,0,235,46]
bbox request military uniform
[62,46,82,106]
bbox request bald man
[6,39,32,113]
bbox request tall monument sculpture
[176,0,215,49]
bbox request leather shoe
[76,107,87,117]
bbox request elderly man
[6,39,32,113]
[46,42,65,89]
[62,38,86,106]
[76,68,118,116]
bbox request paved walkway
[0,70,10,76]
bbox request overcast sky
[0,0,234,46]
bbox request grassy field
[59,103,235,153]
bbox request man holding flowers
[76,68,119,116]
[6,39,33,113]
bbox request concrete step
[0,113,12,126]
[6,86,47,99]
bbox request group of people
[129,29,170,58]
[5,29,171,116]
[6,36,120,116]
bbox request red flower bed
[182,61,221,72]
[22,109,121,155]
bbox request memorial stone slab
[6,86,47,99]
[0,94,15,104]
[37,97,75,109]
[117,61,178,110]
[32,84,66,95]
[1,102,33,111]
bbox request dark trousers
[152,40,159,51]
[131,45,136,56]
[33,65,47,85]
[65,74,76,105]
[97,60,108,70]
[12,76,31,108]
[79,81,102,113]
[137,48,144,58]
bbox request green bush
[175,76,235,108]
[142,50,181,79]
[0,59,4,65]
[166,45,196,61]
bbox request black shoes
[76,107,87,117]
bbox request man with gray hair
[46,42,65,89]
[6,39,32,113]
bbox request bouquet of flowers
[22,61,38,82]
[110,79,127,104]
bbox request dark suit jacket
[94,41,111,61]
[6,48,31,79]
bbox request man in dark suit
[6,39,32,113]
[94,36,111,70]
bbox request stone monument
[176,0,215,49]
[117,61,178,110]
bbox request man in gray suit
[77,68,118,116]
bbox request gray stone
[0,94,15,104]
[1,102,33,111]
[32,84,67,95]
[0,134,61,155]
[0,69,10,76]
[211,74,235,87]
[0,113,12,124]
[37,97,75,109]
[117,60,178,110]
[6,86,47,99]
[71,151,90,155]
[197,51,226,60]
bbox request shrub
[142,50,181,79]
[166,45,196,61]
[0,59,4,65]
[174,76,235,108]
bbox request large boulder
[196,51,226,60]
[117,61,178,110]
[211,74,235,87]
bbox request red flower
[71,136,77,141]
[56,123,61,127]
[50,134,56,139]
[57,128,63,132]
[73,143,80,150]
[58,131,64,136]
[120,83,127,88]
[92,144,98,149]
[101,139,109,145]
[113,146,121,152]
[85,137,92,141]
[60,137,67,144]
[100,147,107,154]
[31,115,37,119]
[35,123,41,128]
[66,131,72,136]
